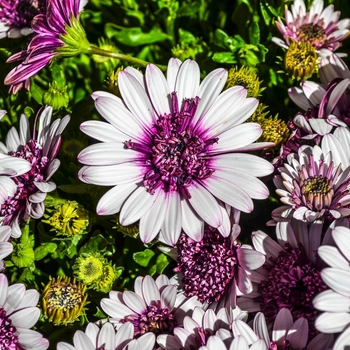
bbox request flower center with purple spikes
[297,23,327,48]
[255,244,327,339]
[1,139,48,224]
[121,300,176,337]
[174,227,240,304]
[0,0,46,28]
[0,308,20,350]
[125,92,217,198]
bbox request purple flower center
[0,308,20,350]
[125,92,217,198]
[0,0,46,28]
[297,24,327,48]
[121,300,175,337]
[255,244,327,338]
[1,139,48,223]
[174,228,239,303]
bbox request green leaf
[58,184,91,194]
[34,243,58,261]
[133,249,155,267]
[155,253,170,274]
[148,264,157,276]
[212,52,236,64]
[29,80,44,105]
[79,233,114,254]
[249,17,260,46]
[105,25,171,46]
[177,1,201,17]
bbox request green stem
[87,45,167,72]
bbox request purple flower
[0,106,70,238]
[238,221,330,339]
[272,145,350,223]
[173,207,264,306]
[0,273,49,350]
[0,0,46,39]
[78,59,274,245]
[4,0,88,94]
[272,0,350,57]
[100,274,202,341]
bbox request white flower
[78,58,273,245]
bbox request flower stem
[87,45,167,71]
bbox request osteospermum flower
[173,208,265,306]
[78,59,274,245]
[238,222,328,339]
[4,0,88,93]
[0,106,69,238]
[0,0,46,39]
[42,276,88,325]
[272,0,350,57]
[157,306,247,350]
[101,274,202,340]
[57,322,156,350]
[313,226,350,349]
[0,273,49,349]
[250,309,333,350]
[272,144,350,223]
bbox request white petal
[175,59,200,104]
[315,312,350,333]
[313,289,350,312]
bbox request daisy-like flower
[4,0,88,94]
[173,207,265,306]
[100,274,202,341]
[248,309,333,350]
[272,0,350,57]
[0,0,46,39]
[78,59,274,245]
[0,106,70,238]
[271,144,350,223]
[57,322,156,350]
[314,226,350,349]
[238,220,332,339]
[157,306,247,350]
[0,273,49,349]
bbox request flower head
[272,0,350,57]
[157,306,247,350]
[73,252,119,293]
[0,106,69,238]
[78,59,274,245]
[4,0,88,94]
[272,144,350,223]
[238,221,329,339]
[101,274,202,341]
[0,0,46,39]
[41,276,88,325]
[42,200,89,236]
[0,273,49,349]
[174,207,264,306]
[57,322,156,350]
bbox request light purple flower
[0,273,49,349]
[251,309,333,350]
[314,226,350,349]
[100,274,202,342]
[57,322,155,350]
[272,0,350,57]
[238,221,329,339]
[157,306,247,350]
[272,144,350,223]
[0,0,46,39]
[0,106,70,238]
[78,59,274,245]
[173,207,265,307]
[4,0,87,94]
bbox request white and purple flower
[272,0,350,57]
[57,322,155,350]
[0,106,69,238]
[78,59,274,245]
